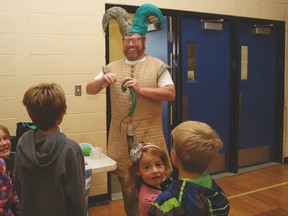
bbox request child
[126,143,172,216]
[0,124,20,215]
[148,121,230,216]
[14,83,87,216]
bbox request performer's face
[123,33,146,61]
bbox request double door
[181,17,279,172]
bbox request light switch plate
[75,84,82,96]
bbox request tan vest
[106,56,170,176]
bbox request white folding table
[84,153,117,215]
[85,153,117,173]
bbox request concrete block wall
[0,0,287,196]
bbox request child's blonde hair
[0,125,10,138]
[171,121,223,174]
[125,143,172,196]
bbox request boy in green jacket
[148,121,230,216]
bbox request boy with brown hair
[14,83,86,216]
[148,121,230,216]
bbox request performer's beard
[123,44,145,61]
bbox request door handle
[239,92,242,129]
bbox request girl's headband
[130,142,162,163]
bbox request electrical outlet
[75,85,82,96]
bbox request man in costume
[86,4,175,216]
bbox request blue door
[181,17,231,172]
[146,17,172,153]
[238,23,276,167]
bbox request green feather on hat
[130,4,164,36]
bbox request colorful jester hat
[102,4,164,37]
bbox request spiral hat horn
[102,4,164,37]
[102,6,133,37]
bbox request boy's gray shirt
[14,129,86,216]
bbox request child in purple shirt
[0,124,20,216]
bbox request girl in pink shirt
[125,143,172,216]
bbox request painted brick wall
[0,0,287,196]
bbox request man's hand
[122,76,175,102]
[122,77,140,93]
[102,73,117,87]
[86,73,117,95]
